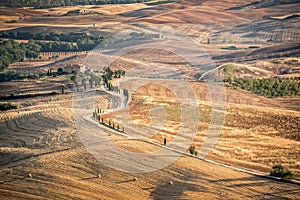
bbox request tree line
[0,31,106,51]
[0,31,105,44]
[231,77,300,97]
[0,40,41,71]
[221,64,299,97]
[0,102,18,111]
[0,0,148,8]
[93,108,125,133]
[35,40,97,52]
[0,36,107,71]
[0,67,66,82]
[73,67,125,92]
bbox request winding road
[76,77,300,184]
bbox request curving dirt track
[0,0,300,198]
[1,79,299,199]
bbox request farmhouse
[63,64,86,74]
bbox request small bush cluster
[189,146,198,156]
[221,46,237,50]
[0,103,18,111]
[270,165,294,180]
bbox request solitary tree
[223,64,235,82]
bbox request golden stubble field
[124,81,300,178]
[0,82,300,199]
[1,0,300,199]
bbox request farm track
[0,83,299,199]
[0,84,299,199]
[1,1,300,198]
[92,87,300,184]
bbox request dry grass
[126,82,300,178]
[0,0,300,198]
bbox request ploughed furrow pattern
[0,108,79,166]
[210,17,300,44]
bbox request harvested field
[1,96,300,199]
[1,0,300,199]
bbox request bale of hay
[169,181,173,185]
[27,173,32,178]
[133,177,138,181]
[97,174,101,178]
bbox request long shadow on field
[81,176,100,181]
[150,180,207,200]
[116,178,137,184]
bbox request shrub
[57,68,64,74]
[70,75,76,81]
[221,46,237,50]
[270,165,294,180]
[0,103,18,111]
[248,46,260,49]
[189,146,198,156]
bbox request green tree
[223,64,235,82]
[26,40,41,59]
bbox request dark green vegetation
[73,66,125,93]
[34,40,97,52]
[0,32,108,71]
[0,0,148,8]
[0,102,18,111]
[189,146,198,156]
[270,165,294,180]
[0,70,49,82]
[222,64,235,82]
[0,31,106,51]
[93,109,124,133]
[222,64,300,97]
[231,78,300,97]
[0,40,41,70]
[220,46,260,50]
[221,46,237,50]
[0,92,58,100]
[0,31,105,44]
